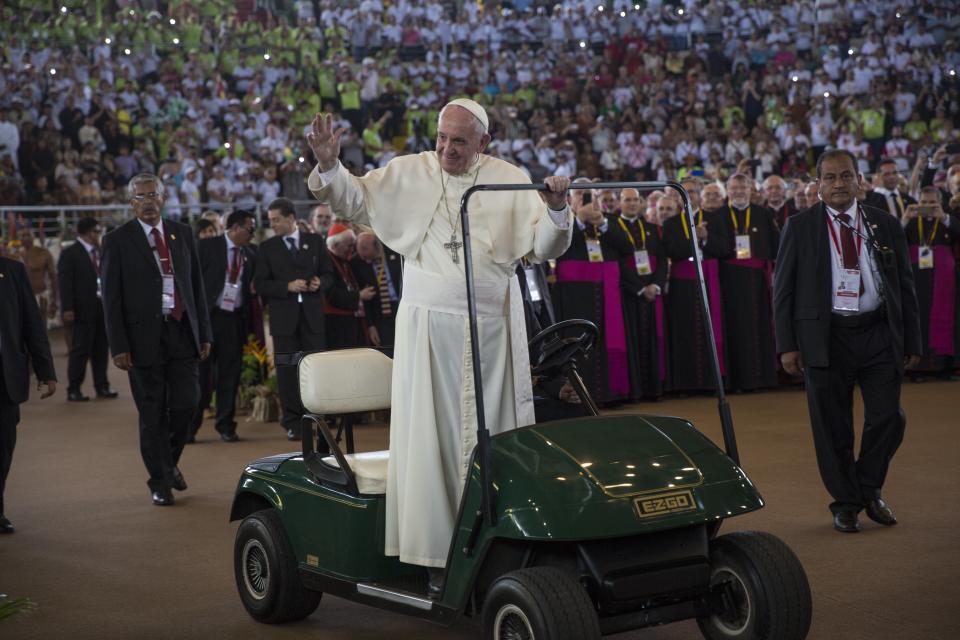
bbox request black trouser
[128,318,199,492]
[0,366,21,516]
[803,311,905,514]
[197,308,244,435]
[67,306,110,393]
[274,306,326,432]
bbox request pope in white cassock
[306,99,574,579]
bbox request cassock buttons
[303,243,309,249]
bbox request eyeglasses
[131,192,161,201]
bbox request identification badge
[161,274,176,310]
[735,234,752,259]
[833,268,860,312]
[634,250,652,275]
[918,246,934,270]
[221,281,240,311]
[586,238,603,262]
[96,276,102,299]
[523,266,542,302]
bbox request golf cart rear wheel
[234,508,322,623]
[482,567,600,640]
[697,531,811,640]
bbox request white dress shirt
[825,201,881,315]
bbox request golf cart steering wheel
[528,319,599,379]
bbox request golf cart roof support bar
[460,181,740,527]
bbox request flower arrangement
[239,335,280,422]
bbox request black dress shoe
[0,515,14,534]
[152,489,175,506]
[67,390,90,402]
[96,387,119,399]
[172,468,188,492]
[833,511,861,533]
[286,428,301,441]
[865,498,897,526]
[220,431,240,442]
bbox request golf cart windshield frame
[459,181,739,528]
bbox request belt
[831,306,886,328]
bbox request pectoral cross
[444,233,463,264]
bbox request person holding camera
[901,187,959,378]
[773,150,922,533]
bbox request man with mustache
[774,150,921,533]
[101,173,211,507]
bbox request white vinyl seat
[321,451,389,495]
[299,348,393,495]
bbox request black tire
[697,531,812,640]
[234,508,322,623]
[482,566,600,640]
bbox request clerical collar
[440,155,482,181]
[729,201,750,211]
[620,213,640,222]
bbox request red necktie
[90,247,100,276]
[229,246,241,284]
[151,228,183,321]
[836,213,864,294]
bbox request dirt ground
[1,330,958,640]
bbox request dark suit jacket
[352,246,403,323]
[773,202,923,374]
[0,257,57,403]
[253,233,334,336]
[101,218,212,366]
[58,241,101,323]
[198,236,258,313]
[863,190,916,219]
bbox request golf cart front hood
[487,415,763,538]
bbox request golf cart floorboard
[373,572,430,595]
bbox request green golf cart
[230,182,812,639]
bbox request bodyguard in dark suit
[774,150,922,533]
[254,197,334,439]
[863,159,916,219]
[58,217,117,402]
[101,174,212,506]
[0,256,57,533]
[195,210,258,442]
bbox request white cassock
[308,151,573,567]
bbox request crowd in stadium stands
[0,0,957,215]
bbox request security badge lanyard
[917,217,938,270]
[618,217,651,275]
[827,210,863,312]
[586,225,604,263]
[730,206,751,259]
[221,252,243,312]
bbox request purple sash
[671,259,726,375]
[556,261,629,396]
[910,245,956,355]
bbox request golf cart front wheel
[482,567,600,640]
[697,531,811,640]
[234,508,322,623]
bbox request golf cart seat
[299,348,392,495]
